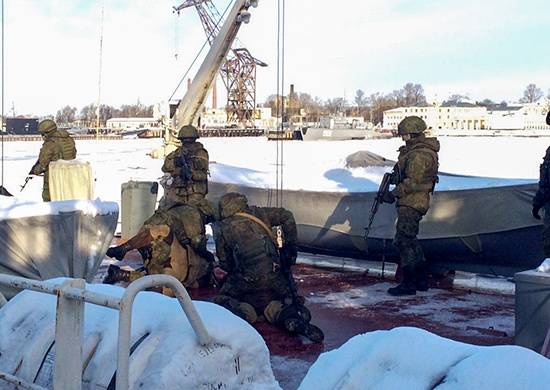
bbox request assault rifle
[275,226,302,305]
[176,154,192,183]
[20,176,33,192]
[364,165,398,240]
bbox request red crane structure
[174,0,267,128]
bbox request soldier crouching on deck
[103,198,217,294]
[212,192,324,343]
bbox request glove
[533,204,542,220]
[106,243,131,261]
[381,191,395,204]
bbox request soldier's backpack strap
[234,212,278,247]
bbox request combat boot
[103,265,131,284]
[387,265,416,296]
[284,317,325,343]
[106,243,131,261]
[415,262,429,292]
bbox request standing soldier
[29,119,77,201]
[103,199,217,293]
[213,192,324,343]
[532,110,550,257]
[160,125,209,207]
[383,116,440,296]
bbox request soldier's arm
[394,152,437,197]
[31,141,56,175]
[191,148,209,181]
[254,206,298,246]
[213,223,233,272]
[161,150,178,174]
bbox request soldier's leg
[213,294,258,323]
[265,301,324,343]
[388,206,423,296]
[42,175,50,202]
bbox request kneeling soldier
[104,199,217,294]
[213,192,324,343]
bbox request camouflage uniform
[533,140,550,257]
[161,141,209,206]
[388,116,439,296]
[105,199,217,290]
[30,120,77,201]
[213,193,324,343]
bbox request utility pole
[96,0,105,139]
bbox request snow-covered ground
[2,136,545,205]
[0,280,280,389]
[299,327,550,390]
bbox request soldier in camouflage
[103,198,217,293]
[532,110,550,257]
[212,192,324,343]
[382,116,440,296]
[160,125,209,207]
[29,119,77,201]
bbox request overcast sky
[1,0,550,116]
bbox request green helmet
[218,192,248,219]
[397,116,427,135]
[177,125,199,140]
[38,119,57,134]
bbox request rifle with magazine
[364,164,399,240]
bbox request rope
[169,0,234,102]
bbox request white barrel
[121,181,158,240]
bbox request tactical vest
[396,144,439,192]
[172,142,209,196]
[220,215,281,282]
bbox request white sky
[1,0,550,116]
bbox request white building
[106,117,161,131]
[383,104,487,130]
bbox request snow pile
[537,258,550,273]
[0,196,118,220]
[0,280,280,390]
[299,327,550,390]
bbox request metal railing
[0,274,211,390]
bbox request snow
[0,279,281,389]
[299,327,550,390]
[2,136,544,207]
[536,258,550,273]
[0,196,118,220]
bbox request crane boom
[151,0,259,158]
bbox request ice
[299,327,550,390]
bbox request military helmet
[38,119,57,134]
[397,116,427,135]
[177,125,199,140]
[218,192,248,219]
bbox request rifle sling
[234,212,279,248]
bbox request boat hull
[208,181,542,276]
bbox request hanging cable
[169,0,234,101]
[275,0,286,207]
[1,0,4,188]
[95,0,104,139]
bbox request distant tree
[324,97,346,114]
[367,92,396,126]
[354,89,366,114]
[80,103,97,125]
[444,94,469,105]
[499,101,508,109]
[55,105,77,125]
[476,98,496,108]
[520,83,543,103]
[264,94,284,117]
[402,82,426,106]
